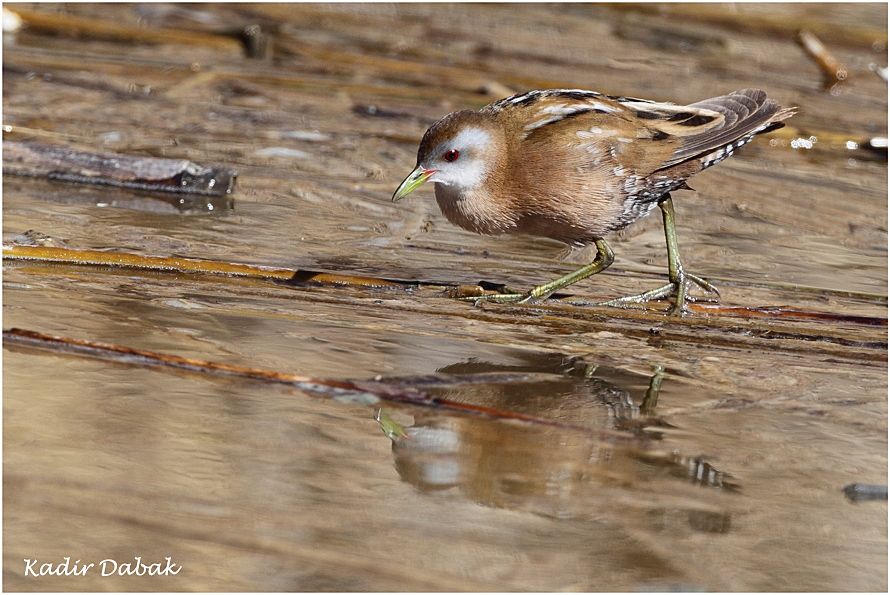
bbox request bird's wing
[487,89,641,138]
[486,89,721,140]
[500,93,679,176]
[491,88,792,173]
[621,89,795,170]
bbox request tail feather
[657,89,795,170]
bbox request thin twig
[606,3,886,49]
[5,244,887,364]
[7,7,242,52]
[797,29,848,90]
[6,244,887,329]
[4,244,296,280]
[4,328,634,438]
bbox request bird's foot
[457,291,540,305]
[600,271,719,316]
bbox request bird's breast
[433,183,517,236]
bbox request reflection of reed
[4,328,602,432]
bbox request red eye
[443,149,460,162]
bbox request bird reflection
[375,354,733,530]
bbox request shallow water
[3,3,887,591]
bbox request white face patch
[424,127,491,190]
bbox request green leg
[462,238,615,304]
[601,195,719,316]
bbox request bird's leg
[601,195,719,315]
[461,239,615,304]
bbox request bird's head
[392,110,502,201]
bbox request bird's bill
[392,166,436,201]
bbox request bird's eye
[443,149,460,162]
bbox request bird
[392,88,795,315]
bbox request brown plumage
[392,88,795,314]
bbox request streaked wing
[485,89,635,138]
[488,88,792,174]
[636,88,795,169]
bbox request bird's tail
[657,88,796,171]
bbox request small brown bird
[392,88,794,314]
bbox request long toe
[686,273,720,300]
[457,292,528,305]
[517,293,542,305]
[599,283,676,307]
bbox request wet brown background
[3,2,887,592]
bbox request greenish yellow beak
[392,166,436,201]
